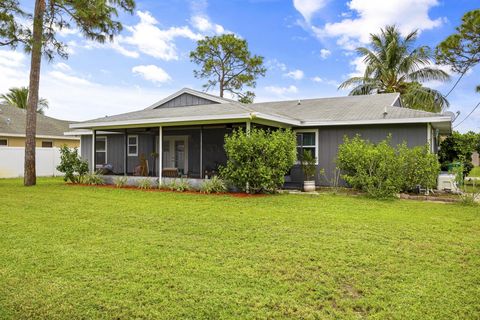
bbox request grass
[0,178,479,319]
[468,166,480,177]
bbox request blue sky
[0,0,478,132]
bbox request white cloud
[312,76,323,82]
[310,0,444,50]
[48,71,93,86]
[265,85,298,95]
[0,50,24,68]
[132,65,172,84]
[319,48,331,59]
[348,56,367,77]
[117,11,203,61]
[53,62,72,72]
[190,15,225,34]
[293,0,327,23]
[266,59,287,72]
[284,69,304,80]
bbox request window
[295,130,318,163]
[0,138,7,146]
[95,136,107,165]
[128,135,138,156]
[41,140,53,148]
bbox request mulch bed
[399,193,459,203]
[65,183,268,198]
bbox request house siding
[290,123,429,186]
[158,93,219,108]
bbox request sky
[0,0,478,132]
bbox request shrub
[81,171,104,185]
[200,176,227,194]
[163,179,191,192]
[56,146,89,183]
[220,128,296,193]
[301,149,317,181]
[114,176,128,188]
[137,178,153,189]
[398,144,440,192]
[337,136,403,199]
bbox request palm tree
[339,25,450,113]
[0,87,48,114]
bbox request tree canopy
[339,25,450,113]
[190,34,266,104]
[0,87,48,114]
[436,9,480,93]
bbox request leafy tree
[339,25,450,112]
[220,128,296,193]
[0,0,135,186]
[56,146,89,184]
[190,34,266,104]
[436,9,480,92]
[438,131,480,176]
[0,87,48,114]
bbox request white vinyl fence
[0,147,63,178]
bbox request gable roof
[0,104,79,139]
[70,90,452,132]
[145,88,236,110]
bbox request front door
[162,136,188,175]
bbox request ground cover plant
[0,177,479,319]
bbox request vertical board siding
[80,135,92,171]
[290,123,429,186]
[158,93,219,108]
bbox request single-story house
[69,88,452,187]
[0,104,80,148]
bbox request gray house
[69,88,452,187]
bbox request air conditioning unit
[437,173,459,192]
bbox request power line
[444,70,467,98]
[453,101,480,128]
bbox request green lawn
[469,166,480,177]
[0,178,479,319]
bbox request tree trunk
[24,0,45,186]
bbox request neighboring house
[0,104,80,178]
[0,104,80,148]
[69,88,452,187]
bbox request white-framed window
[0,138,7,146]
[128,135,138,156]
[95,136,107,165]
[295,129,318,164]
[41,140,53,148]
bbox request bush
[56,146,89,183]
[220,128,296,193]
[137,178,153,189]
[337,136,440,199]
[114,176,128,188]
[200,176,227,194]
[81,171,104,185]
[337,136,402,199]
[163,179,191,192]
[398,144,440,192]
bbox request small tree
[301,149,316,181]
[190,34,266,103]
[438,131,479,176]
[56,146,89,184]
[0,87,48,114]
[220,128,296,193]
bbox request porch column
[200,126,203,179]
[158,126,163,184]
[124,129,128,175]
[245,121,251,193]
[92,129,96,173]
[246,121,251,133]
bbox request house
[69,88,452,187]
[0,104,80,148]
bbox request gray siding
[158,93,219,108]
[290,123,429,186]
[80,135,92,170]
